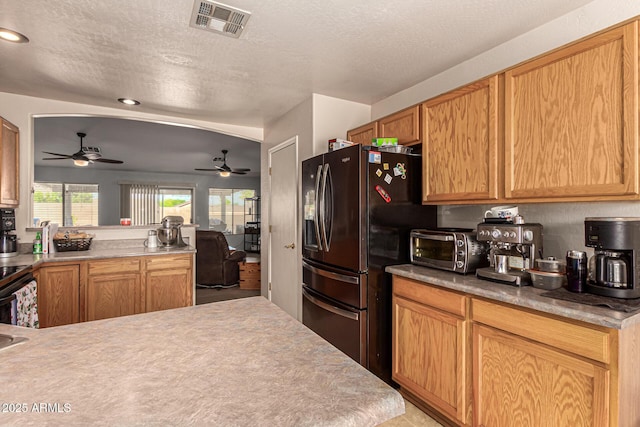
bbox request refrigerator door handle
[302,288,359,321]
[320,163,331,251]
[314,164,323,251]
[302,260,359,284]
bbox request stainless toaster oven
[410,228,489,274]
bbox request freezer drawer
[302,286,367,366]
[302,259,366,309]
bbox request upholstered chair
[196,230,246,287]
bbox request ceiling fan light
[219,171,231,177]
[74,159,89,167]
[0,28,29,43]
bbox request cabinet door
[474,324,609,427]
[86,273,142,321]
[422,76,500,202]
[505,22,638,200]
[379,105,421,146]
[145,269,192,312]
[347,121,378,145]
[393,294,469,424]
[37,264,80,328]
[0,118,19,206]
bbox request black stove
[0,265,29,284]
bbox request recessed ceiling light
[0,28,29,43]
[118,98,140,106]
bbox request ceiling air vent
[190,0,251,38]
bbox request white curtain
[120,184,160,225]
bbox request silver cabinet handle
[314,164,323,251]
[302,260,359,284]
[302,288,358,321]
[284,243,295,249]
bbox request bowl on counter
[529,269,567,290]
[534,256,566,273]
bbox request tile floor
[380,399,442,427]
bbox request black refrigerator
[301,144,437,383]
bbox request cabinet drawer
[472,299,611,364]
[88,258,141,275]
[393,276,466,317]
[145,254,192,271]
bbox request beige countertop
[386,264,640,329]
[0,244,196,270]
[0,297,404,426]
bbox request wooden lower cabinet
[86,258,143,321]
[37,253,194,327]
[392,276,471,425]
[145,254,193,312]
[473,324,609,427]
[391,275,640,426]
[36,263,81,328]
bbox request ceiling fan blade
[231,171,247,175]
[94,158,124,164]
[42,151,73,158]
[231,168,251,172]
[42,157,72,160]
[194,168,220,171]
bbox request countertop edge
[386,264,640,330]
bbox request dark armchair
[196,230,246,287]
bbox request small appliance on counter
[157,216,187,248]
[584,217,640,299]
[410,228,488,274]
[0,208,18,258]
[475,217,543,286]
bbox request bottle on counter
[33,231,43,254]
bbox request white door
[268,137,299,319]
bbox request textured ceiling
[1,0,596,128]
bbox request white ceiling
[1,0,596,129]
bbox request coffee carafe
[0,208,18,258]
[585,218,640,298]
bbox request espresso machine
[0,208,18,258]
[584,218,640,299]
[157,216,187,248]
[475,218,543,286]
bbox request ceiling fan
[195,149,251,176]
[42,132,124,167]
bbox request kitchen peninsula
[0,297,404,426]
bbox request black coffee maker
[584,217,640,299]
[0,208,18,258]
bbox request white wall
[261,95,370,317]
[0,91,262,242]
[312,94,370,155]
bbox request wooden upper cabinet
[347,121,378,145]
[505,22,639,200]
[379,105,421,146]
[0,117,19,207]
[422,76,500,203]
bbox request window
[120,184,193,225]
[208,188,255,234]
[33,182,99,226]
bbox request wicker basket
[53,237,93,252]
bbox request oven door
[411,233,456,270]
[0,294,15,324]
[302,286,367,366]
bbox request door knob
[284,243,295,249]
